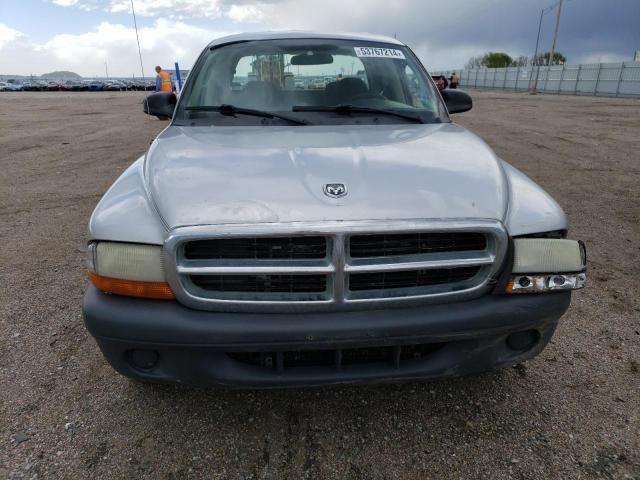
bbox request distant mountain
[42,71,82,81]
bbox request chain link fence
[432,62,640,98]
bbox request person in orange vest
[154,66,173,92]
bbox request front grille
[349,232,486,258]
[348,267,481,291]
[191,274,327,293]
[227,342,445,371]
[184,236,327,260]
[167,221,506,312]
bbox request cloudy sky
[1,0,638,77]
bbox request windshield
[175,39,448,126]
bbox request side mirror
[441,89,472,114]
[144,92,177,120]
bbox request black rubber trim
[513,230,568,239]
[83,285,570,349]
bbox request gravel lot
[1,90,639,479]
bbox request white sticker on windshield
[354,47,405,59]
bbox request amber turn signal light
[88,272,175,300]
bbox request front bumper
[83,285,571,387]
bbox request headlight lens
[506,238,586,294]
[87,242,174,299]
[512,238,585,273]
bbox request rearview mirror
[291,53,333,66]
[143,92,177,120]
[441,89,472,114]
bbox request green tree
[465,56,483,69]
[533,51,567,66]
[480,52,513,68]
[512,56,529,67]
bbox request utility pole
[529,8,545,94]
[104,62,109,79]
[548,0,563,66]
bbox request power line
[529,0,570,94]
[130,0,151,114]
[130,0,146,87]
[530,4,555,93]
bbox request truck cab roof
[207,31,405,49]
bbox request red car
[45,82,64,91]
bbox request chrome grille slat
[163,220,508,312]
[178,264,336,275]
[344,252,494,273]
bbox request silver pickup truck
[83,32,586,387]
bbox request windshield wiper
[184,104,310,125]
[292,105,425,123]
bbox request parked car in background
[20,82,37,91]
[84,31,587,388]
[310,78,326,89]
[122,81,137,91]
[130,81,146,91]
[0,81,13,91]
[88,81,105,91]
[45,82,64,91]
[104,80,126,91]
[76,82,89,91]
[62,81,86,91]
[23,81,47,91]
[5,80,24,91]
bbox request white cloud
[52,0,80,6]
[227,5,264,23]
[0,19,231,76]
[575,52,627,64]
[50,0,267,22]
[0,24,25,50]
[110,0,223,18]
[52,0,102,10]
[9,0,638,75]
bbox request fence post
[474,69,478,88]
[573,64,581,95]
[503,68,508,89]
[557,63,565,94]
[615,63,625,97]
[543,66,550,92]
[515,65,521,90]
[483,68,487,88]
[594,63,603,96]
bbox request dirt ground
[1,90,639,479]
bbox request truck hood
[146,123,508,228]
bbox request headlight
[87,242,174,300]
[506,238,586,294]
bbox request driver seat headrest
[326,77,369,105]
